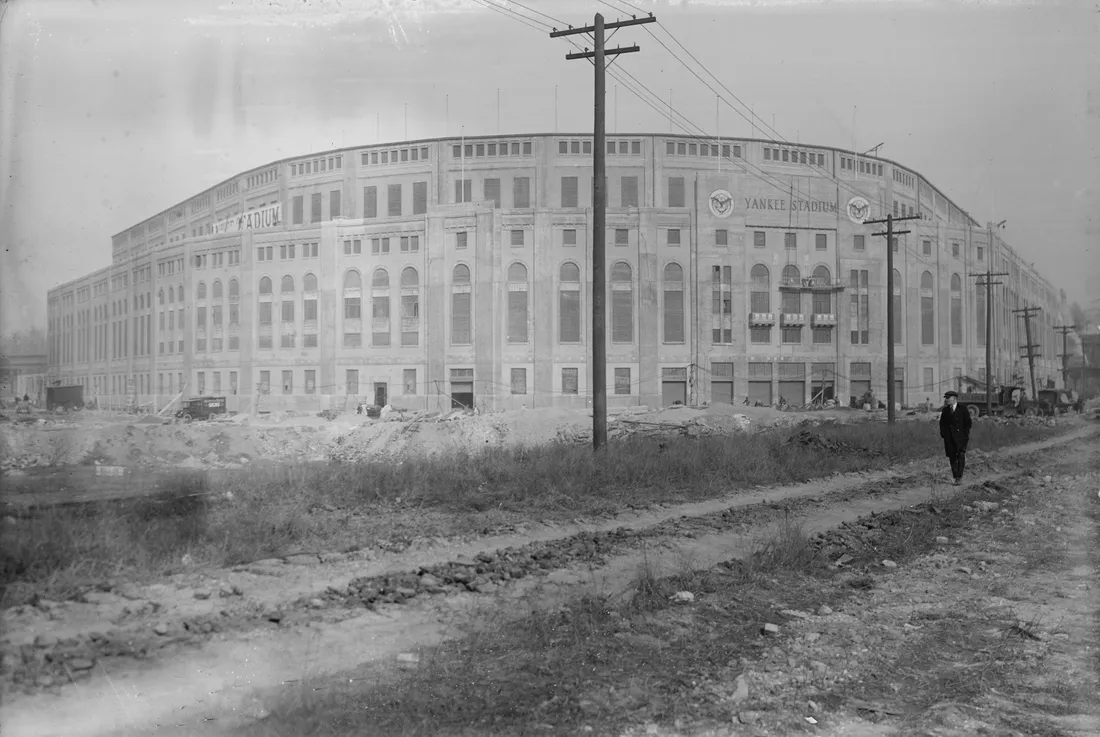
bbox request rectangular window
[977,246,984,261]
[456,231,468,249]
[412,181,427,215]
[387,184,402,216]
[329,190,342,219]
[563,229,577,246]
[668,177,685,207]
[304,298,317,321]
[310,192,322,223]
[754,231,766,248]
[853,235,865,251]
[614,367,631,395]
[346,370,359,396]
[561,176,579,208]
[952,243,960,258]
[455,179,472,203]
[281,300,294,322]
[259,302,272,325]
[922,239,932,256]
[621,176,639,207]
[510,368,527,395]
[510,229,524,247]
[282,370,293,394]
[403,369,417,395]
[292,196,303,225]
[784,232,796,250]
[715,229,728,247]
[305,370,316,394]
[513,177,531,208]
[815,233,827,251]
[561,368,579,395]
[667,229,681,246]
[484,178,501,208]
[613,228,629,246]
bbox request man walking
[939,390,972,485]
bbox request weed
[0,421,1066,607]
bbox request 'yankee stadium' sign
[212,203,281,234]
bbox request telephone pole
[969,247,1008,418]
[1055,324,1076,389]
[1013,305,1041,402]
[552,11,655,451]
[865,212,921,424]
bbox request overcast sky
[1,0,1098,335]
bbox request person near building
[939,390,972,485]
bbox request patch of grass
[0,420,1067,607]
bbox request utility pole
[1014,305,1041,402]
[969,225,1009,417]
[865,212,920,424]
[1055,324,1076,389]
[552,11,655,451]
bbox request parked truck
[174,396,228,422]
[46,385,84,412]
[956,380,1036,420]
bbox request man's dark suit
[939,401,973,481]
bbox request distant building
[0,353,48,400]
[47,133,1069,412]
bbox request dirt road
[2,424,1095,737]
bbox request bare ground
[1,423,1095,737]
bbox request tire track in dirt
[1,425,1095,737]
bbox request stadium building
[46,133,1069,413]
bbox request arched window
[507,263,529,344]
[212,280,223,299]
[891,269,903,345]
[158,289,165,305]
[663,263,684,343]
[343,270,363,347]
[452,265,472,345]
[281,276,295,323]
[259,277,272,295]
[138,294,144,310]
[811,266,833,332]
[950,273,963,345]
[750,264,771,343]
[921,270,935,345]
[303,274,318,326]
[610,261,633,343]
[559,262,581,343]
[400,268,420,346]
[178,284,184,303]
[369,269,388,347]
[780,265,801,319]
[228,279,239,302]
[197,282,206,300]
[168,287,175,304]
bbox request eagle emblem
[709,189,734,218]
[846,196,870,224]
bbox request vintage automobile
[175,396,228,422]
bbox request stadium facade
[46,133,1069,413]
